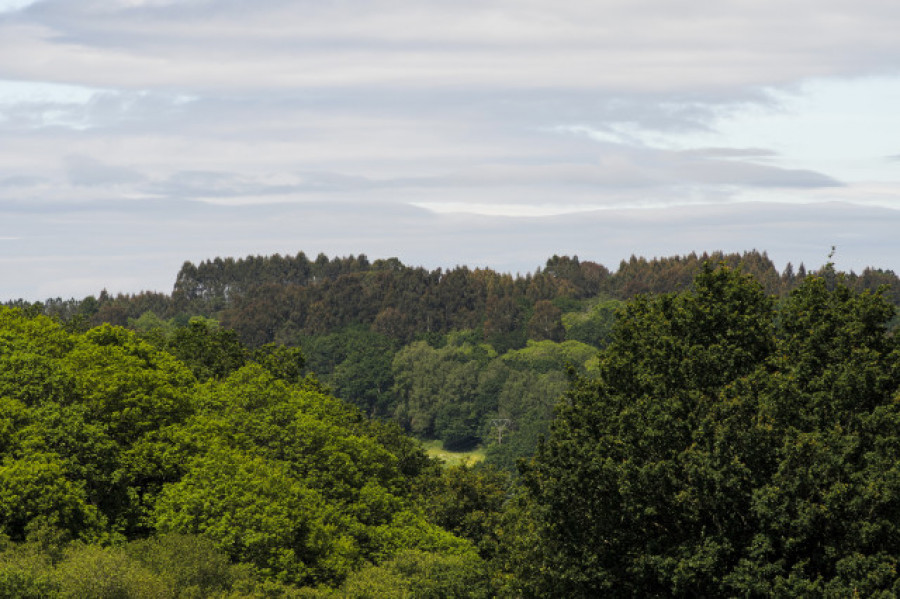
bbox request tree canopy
[0,307,484,594]
[4,252,900,596]
[519,264,900,597]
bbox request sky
[1,0,899,301]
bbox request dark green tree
[518,264,900,597]
[527,300,565,342]
[165,317,247,381]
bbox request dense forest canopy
[2,253,900,595]
[6,250,900,472]
[11,250,900,346]
[517,264,900,597]
[0,307,493,596]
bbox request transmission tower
[490,418,511,445]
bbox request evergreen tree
[519,264,900,597]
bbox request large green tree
[519,264,900,597]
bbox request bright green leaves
[153,445,348,585]
[0,305,482,591]
[0,533,256,598]
[0,310,198,540]
[193,367,402,503]
[64,324,195,442]
[500,339,597,375]
[0,453,106,542]
[165,365,470,585]
[338,549,490,599]
[0,311,77,408]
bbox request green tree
[519,264,900,596]
[64,324,195,441]
[526,300,565,342]
[0,454,106,542]
[165,318,247,381]
[561,297,622,348]
[392,338,493,445]
[337,549,489,599]
[303,327,396,417]
[52,543,169,599]
[422,465,510,560]
[153,445,351,585]
[252,343,306,384]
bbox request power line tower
[490,418,511,445]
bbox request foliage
[391,338,495,446]
[0,307,484,593]
[163,317,248,381]
[519,264,900,596]
[5,250,900,595]
[388,333,595,463]
[0,531,256,598]
[153,444,349,585]
[301,327,396,417]
[421,465,511,560]
[561,297,622,348]
[526,300,565,342]
[9,251,898,353]
[499,339,597,375]
[336,549,490,599]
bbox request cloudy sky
[2,0,899,300]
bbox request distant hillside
[12,250,899,349]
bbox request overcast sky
[2,0,899,300]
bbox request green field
[422,440,486,467]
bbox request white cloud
[2,1,900,92]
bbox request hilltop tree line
[15,250,900,350]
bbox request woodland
[1,251,900,596]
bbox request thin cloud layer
[0,0,898,299]
[5,0,900,91]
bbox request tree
[561,297,622,348]
[0,454,106,542]
[164,317,247,381]
[518,264,900,597]
[391,339,490,443]
[422,465,511,560]
[303,326,396,417]
[337,549,489,598]
[252,343,306,384]
[153,445,350,585]
[527,301,565,342]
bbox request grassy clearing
[422,440,486,467]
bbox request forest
[2,252,900,596]
[9,250,900,473]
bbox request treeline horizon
[8,249,900,349]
